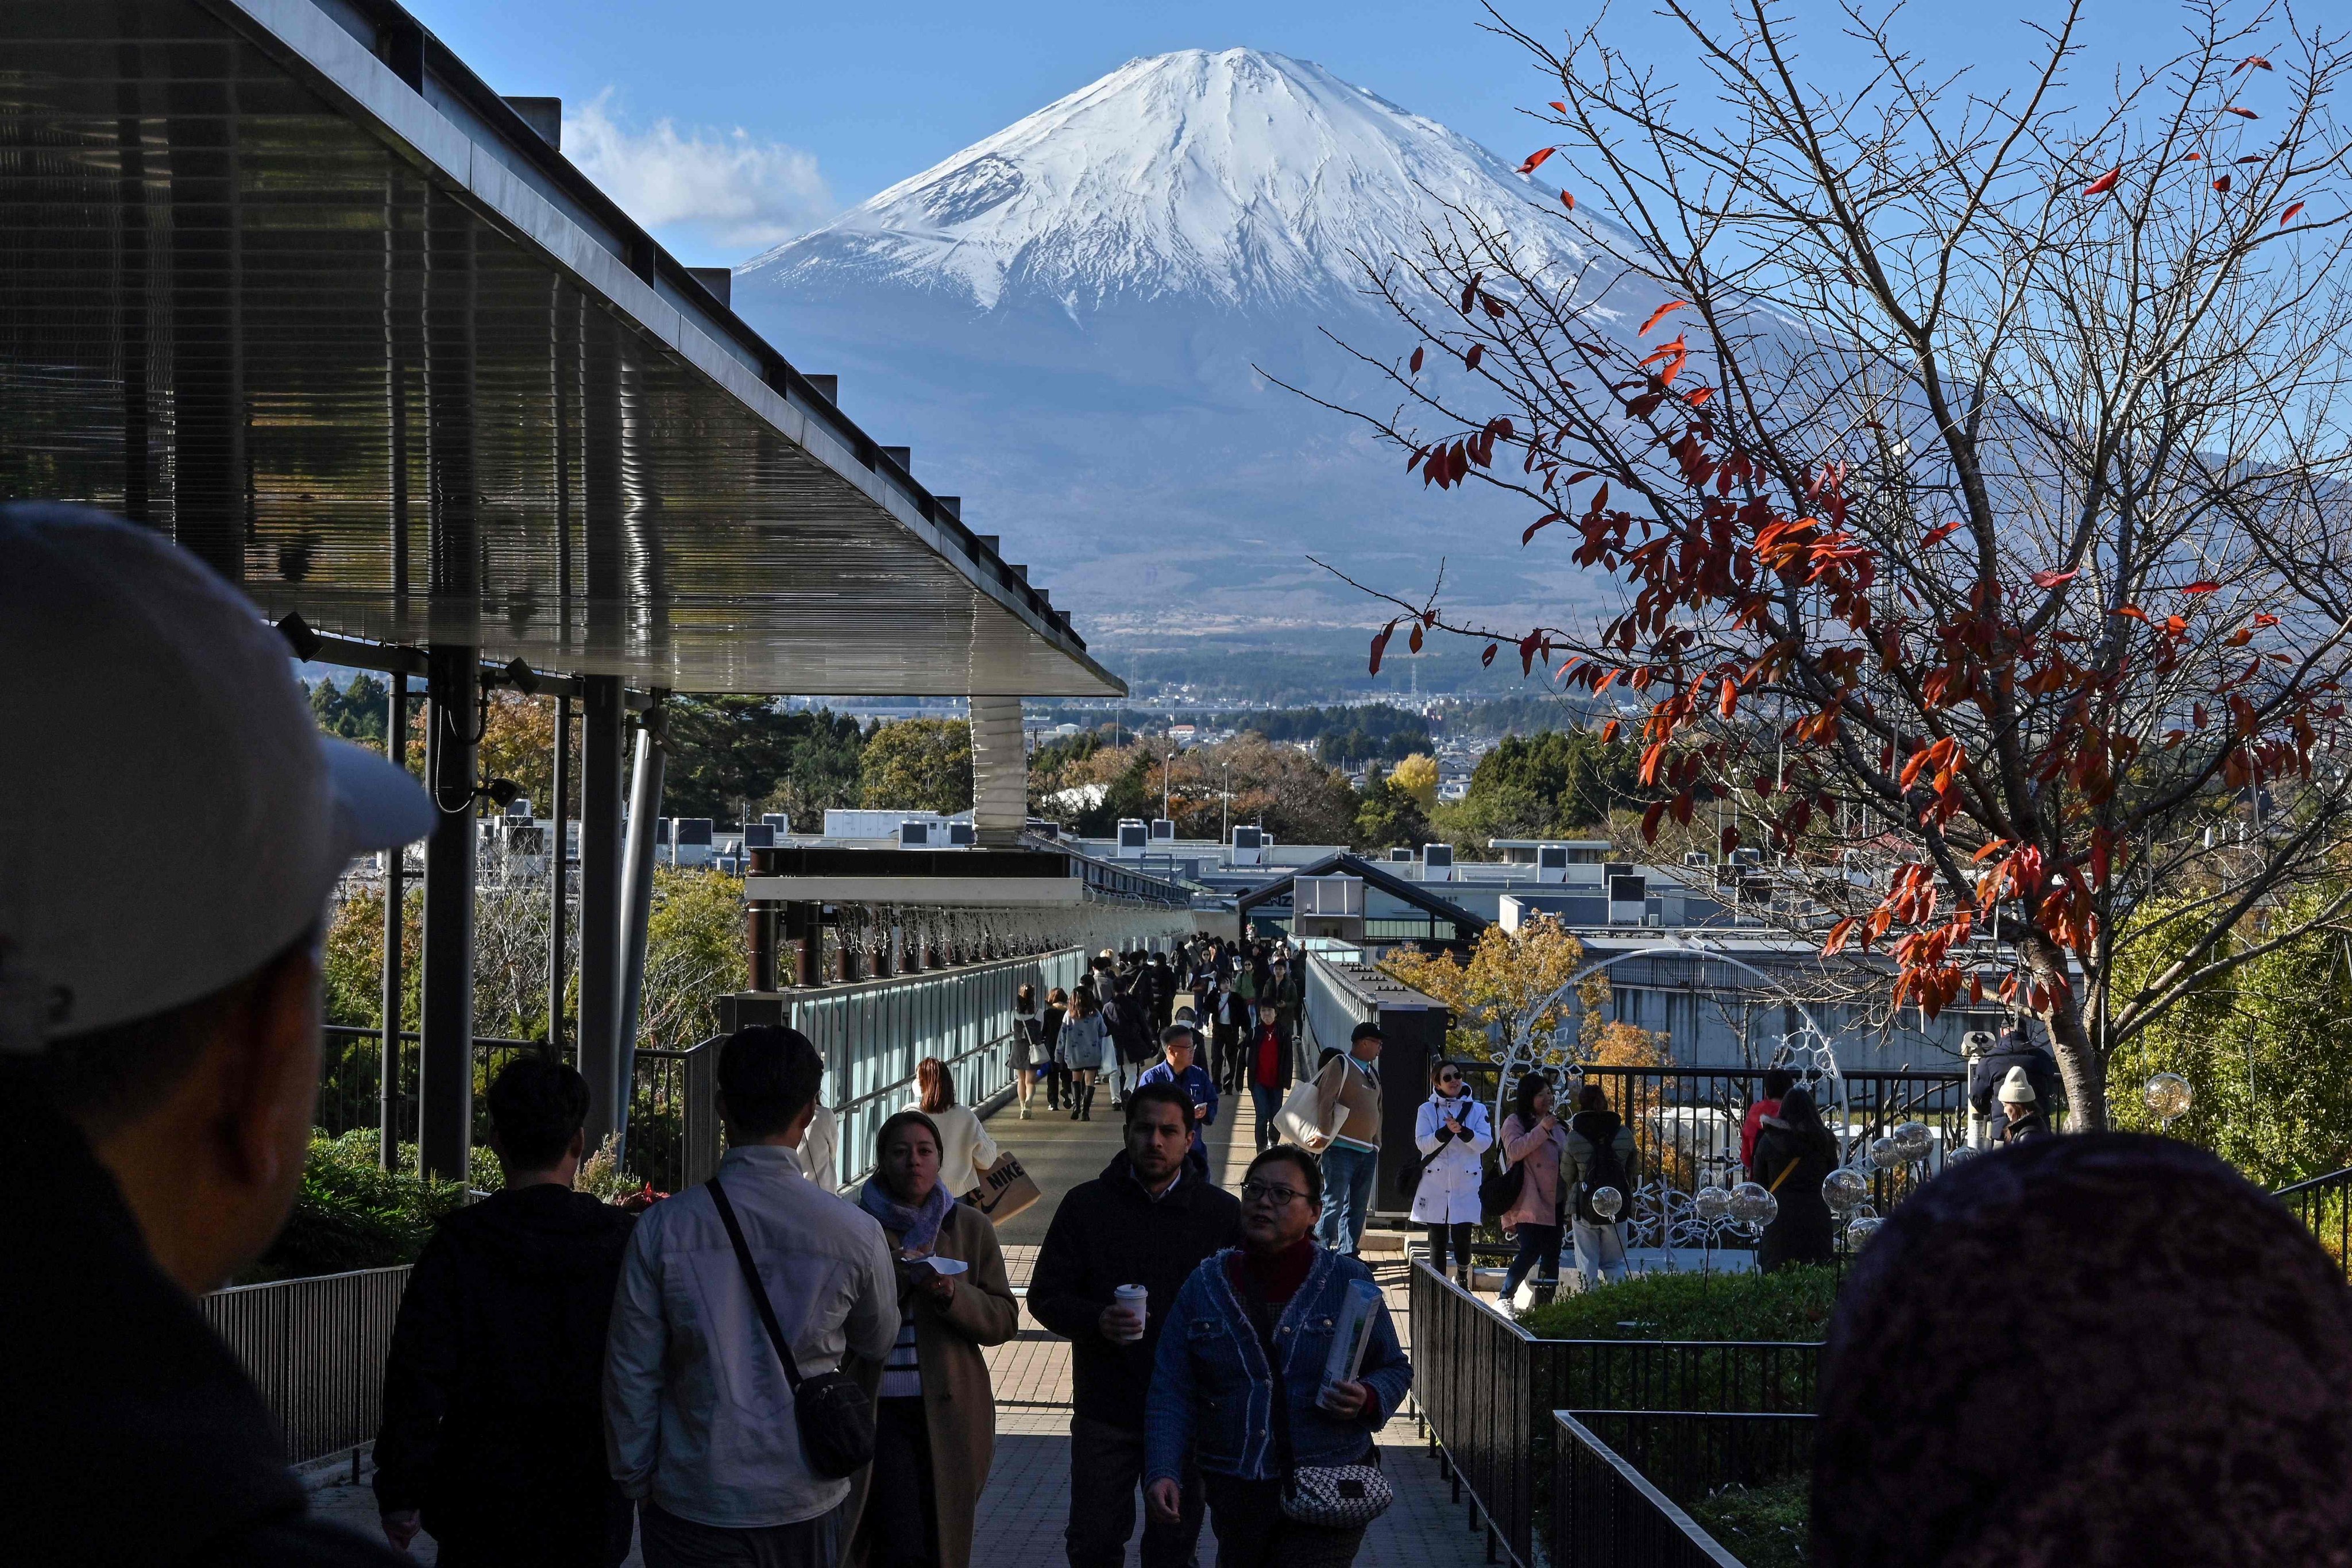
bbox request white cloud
[565,90,835,258]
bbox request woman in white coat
[1411,1060,1493,1282]
[916,1056,1002,1199]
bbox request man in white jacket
[605,1026,898,1568]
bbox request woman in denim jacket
[1141,1146,1413,1568]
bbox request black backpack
[1570,1110,1629,1225]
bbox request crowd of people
[13,512,2352,1567]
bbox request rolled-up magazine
[1316,1279,1383,1411]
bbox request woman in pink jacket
[1496,1071,1570,1301]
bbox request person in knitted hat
[1813,1135,2352,1568]
[1995,1065,2049,1145]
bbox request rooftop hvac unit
[1297,875,1365,917]
[1232,825,1266,866]
[947,821,976,847]
[743,824,775,849]
[1684,850,1714,868]
[899,820,932,847]
[1607,873,1648,924]
[762,812,790,839]
[1604,860,1633,882]
[504,797,534,821]
[1389,846,1415,863]
[1028,817,1060,839]
[1423,843,1455,881]
[1150,818,1175,841]
[1732,847,1765,868]
[1116,818,1150,858]
[1537,843,1570,883]
[674,818,714,848]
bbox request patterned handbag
[1239,1271,1396,1530]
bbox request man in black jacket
[1029,1084,1243,1568]
[1969,1026,2066,1130]
[374,1056,636,1565]
[1,505,431,1567]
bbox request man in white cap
[1995,1066,2050,1145]
[0,504,432,1565]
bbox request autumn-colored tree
[1390,752,1440,810]
[1318,2,2352,1128]
[1355,764,1436,851]
[860,718,974,815]
[1033,735,1361,845]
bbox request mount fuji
[733,48,1620,643]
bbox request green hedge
[239,1130,491,1283]
[1684,1478,1810,1567]
[1517,1265,1839,1343]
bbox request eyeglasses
[1241,1179,1309,1207]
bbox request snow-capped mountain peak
[740,48,1572,313]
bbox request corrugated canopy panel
[0,0,1121,697]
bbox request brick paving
[307,1087,1485,1568]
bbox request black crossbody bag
[706,1177,877,1480]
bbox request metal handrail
[2273,1165,2352,1199]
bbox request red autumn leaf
[1921,522,1964,547]
[1459,275,1481,312]
[2282,202,2307,226]
[1409,345,1424,373]
[2084,167,2122,195]
[1717,677,1739,719]
[1637,300,1687,336]
[1517,146,1557,176]
[2033,568,2079,587]
[1482,643,1498,667]
[2254,612,2281,627]
[1368,620,1397,675]
[2238,55,2272,71]
[1559,190,1575,211]
[1522,510,1565,546]
[1548,101,1567,112]
[1408,623,1424,653]
[2112,604,2148,621]
[2183,152,2203,161]
[1598,719,1621,743]
[2214,175,2232,193]
[2226,106,2260,119]
[1822,917,1859,956]
[2184,580,2220,594]
[1684,385,1714,407]
[1465,343,1485,370]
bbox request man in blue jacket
[1136,1024,1219,1177]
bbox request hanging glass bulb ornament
[2145,1072,2193,1126]
[1590,1186,1624,1222]
[1851,1202,1877,1222]
[1822,1167,1869,1214]
[1694,1186,1733,1225]
[1869,1136,1903,1173]
[1728,1181,1772,1225]
[1891,1121,1933,1162]
[1846,1216,1883,1249]
[1945,1144,1978,1167]
[1752,1190,1779,1227]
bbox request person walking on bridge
[1029,1084,1243,1568]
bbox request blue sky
[403,1,2206,265]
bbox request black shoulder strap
[1235,1264,1299,1478]
[706,1177,807,1393]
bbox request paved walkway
[308,1083,1481,1568]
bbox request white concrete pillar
[969,696,1027,846]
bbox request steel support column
[379,670,407,1169]
[578,674,625,1148]
[418,644,478,1180]
[548,694,570,1057]
[615,706,668,1146]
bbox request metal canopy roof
[1237,852,1492,932]
[0,0,1121,697]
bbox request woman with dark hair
[1041,986,1070,1111]
[1409,1061,1492,1282]
[1563,1082,1636,1288]
[1496,1071,1569,1301]
[1142,1146,1414,1568]
[849,1111,1019,1568]
[1012,984,1044,1121]
[1059,990,1107,1122]
[1812,1136,2352,1567]
[1749,1085,1837,1271]
[914,1057,999,1199]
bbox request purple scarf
[859,1176,953,1255]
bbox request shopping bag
[961,1150,1042,1224]
[1276,1077,1339,1152]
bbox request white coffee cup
[1113,1284,1148,1342]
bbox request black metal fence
[1411,1262,1820,1567]
[1550,1411,1818,1568]
[2277,1165,2352,1283]
[202,1266,410,1466]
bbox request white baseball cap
[0,504,434,1051]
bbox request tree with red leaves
[1301,1,2352,1126]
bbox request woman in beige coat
[849,1110,1019,1568]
